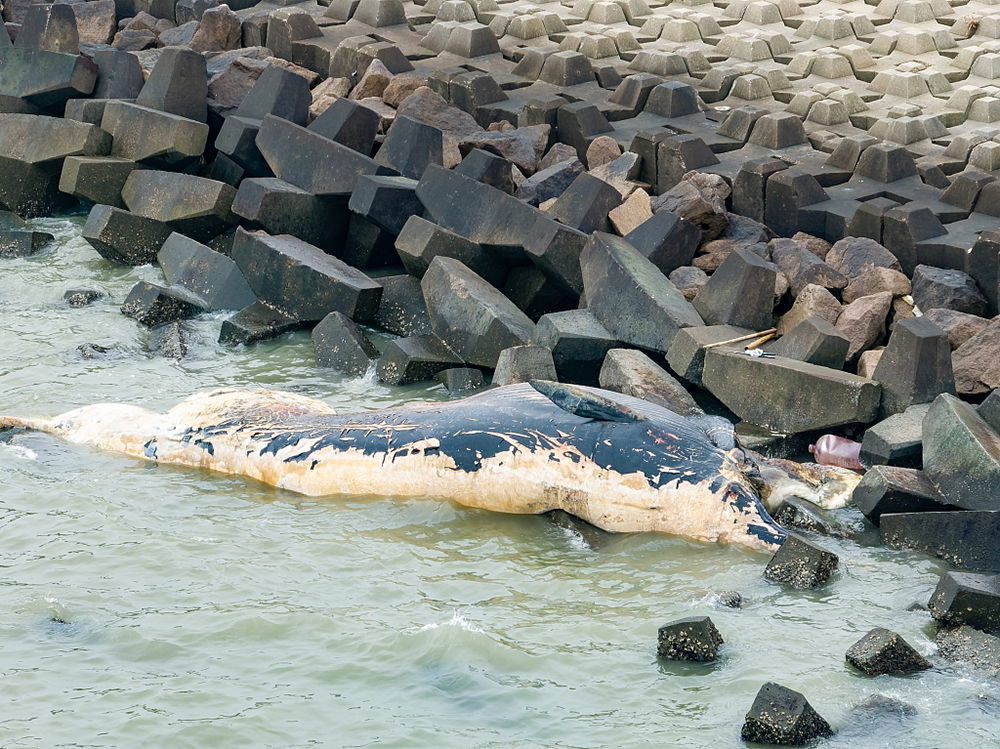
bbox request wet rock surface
[741,682,833,746]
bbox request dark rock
[882,206,948,277]
[656,616,724,662]
[872,317,955,418]
[624,210,701,277]
[150,321,188,360]
[58,156,144,209]
[529,309,616,387]
[936,625,1000,675]
[911,265,989,317]
[763,533,839,589]
[764,168,828,239]
[0,113,110,218]
[312,311,379,376]
[581,232,703,354]
[929,571,1000,633]
[922,393,1000,511]
[120,281,210,327]
[231,227,382,323]
[81,204,172,265]
[732,157,787,223]
[376,333,464,385]
[454,149,516,194]
[348,174,423,236]
[598,348,702,417]
[835,292,893,365]
[416,164,542,261]
[16,3,79,54]
[218,301,307,345]
[845,628,931,675]
[768,316,849,369]
[772,497,842,537]
[669,266,709,302]
[63,289,104,307]
[157,232,256,311]
[501,266,574,322]
[741,683,833,746]
[435,367,484,393]
[0,48,97,112]
[852,465,952,525]
[421,256,534,369]
[371,274,433,338]
[702,347,881,434]
[655,134,719,193]
[492,345,557,386]
[0,223,53,257]
[881,511,1000,571]
[770,240,848,298]
[693,248,776,331]
[980,389,1000,434]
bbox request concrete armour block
[120,281,210,327]
[741,683,832,746]
[312,311,379,376]
[845,628,931,676]
[231,227,382,323]
[702,347,881,433]
[882,511,1000,571]
[764,534,839,589]
[421,255,534,369]
[922,393,1000,511]
[371,274,433,338]
[929,571,1000,632]
[693,247,776,331]
[376,334,464,385]
[623,210,701,276]
[530,309,616,387]
[853,464,953,525]
[492,345,557,386]
[599,347,701,417]
[858,404,929,469]
[872,317,955,418]
[121,170,237,242]
[767,316,849,369]
[81,204,173,265]
[157,232,256,311]
[218,301,307,346]
[581,232,704,354]
[656,616,724,662]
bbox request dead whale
[1,381,790,551]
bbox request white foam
[416,610,485,634]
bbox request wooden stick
[745,332,776,350]
[702,328,777,350]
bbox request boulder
[157,232,256,311]
[218,301,306,345]
[953,317,1000,395]
[921,308,991,351]
[768,316,849,370]
[770,240,848,298]
[656,616,724,662]
[912,265,989,317]
[825,236,902,280]
[842,267,911,305]
[121,170,237,242]
[120,281,210,327]
[776,284,841,335]
[81,204,172,265]
[835,292,893,364]
[858,404,929,469]
[491,345,557,386]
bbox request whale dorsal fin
[529,381,647,423]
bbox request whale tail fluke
[0,415,50,432]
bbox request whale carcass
[1,381,795,551]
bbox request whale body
[0,381,790,551]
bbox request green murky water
[1,213,996,748]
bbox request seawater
[1,212,997,749]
